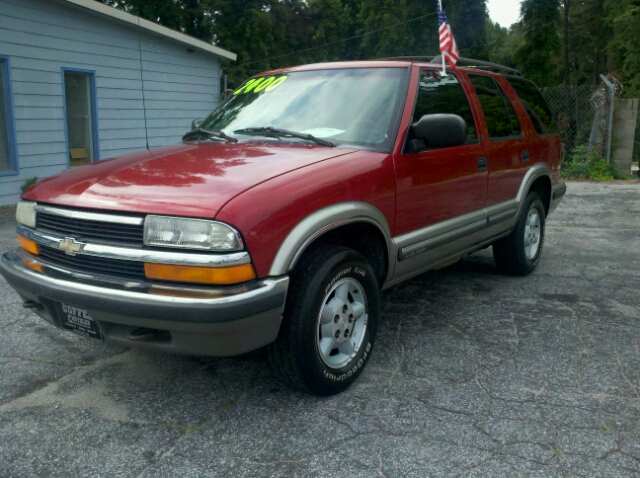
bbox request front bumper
[0,250,289,356]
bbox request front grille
[39,245,146,280]
[37,213,144,246]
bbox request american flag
[438,7,459,65]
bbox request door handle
[522,150,530,162]
[477,157,488,171]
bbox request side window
[412,70,477,144]
[505,76,556,135]
[0,56,17,175]
[469,74,521,140]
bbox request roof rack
[381,56,523,77]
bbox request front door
[64,70,97,168]
[395,69,488,233]
[392,69,488,277]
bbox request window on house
[0,57,17,174]
[469,74,522,140]
[64,71,96,167]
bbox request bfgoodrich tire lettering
[493,191,546,276]
[268,245,380,395]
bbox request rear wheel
[493,191,545,276]
[268,245,379,395]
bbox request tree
[561,0,570,85]
[486,20,522,68]
[357,0,435,58]
[563,0,611,85]
[605,0,640,96]
[448,0,489,60]
[513,0,562,86]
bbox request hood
[23,142,355,218]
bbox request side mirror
[410,114,468,149]
[191,119,204,131]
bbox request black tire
[268,245,380,395]
[493,191,546,276]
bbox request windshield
[200,67,408,152]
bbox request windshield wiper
[182,128,238,143]
[234,127,335,147]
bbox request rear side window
[412,70,477,141]
[505,76,556,135]
[469,74,521,140]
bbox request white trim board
[57,0,237,62]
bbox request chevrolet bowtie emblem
[58,237,85,256]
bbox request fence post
[600,74,616,163]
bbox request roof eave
[61,0,237,62]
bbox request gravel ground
[1,181,639,478]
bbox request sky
[487,0,522,28]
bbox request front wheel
[268,245,380,395]
[493,191,546,276]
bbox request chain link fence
[541,84,611,161]
[543,80,639,177]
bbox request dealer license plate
[58,303,104,341]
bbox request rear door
[501,75,562,182]
[467,73,527,207]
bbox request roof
[386,56,523,77]
[256,58,522,78]
[60,0,237,62]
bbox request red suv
[1,57,565,395]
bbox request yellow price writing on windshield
[234,76,288,95]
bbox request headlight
[144,216,243,251]
[16,201,36,228]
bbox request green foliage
[561,145,619,180]
[94,0,489,88]
[94,0,640,99]
[605,0,640,97]
[568,0,612,85]
[21,177,38,192]
[513,0,562,87]
[486,20,521,68]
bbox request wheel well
[294,222,389,288]
[530,176,551,215]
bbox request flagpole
[439,0,447,76]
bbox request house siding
[0,0,221,205]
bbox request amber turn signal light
[23,259,44,273]
[144,263,256,285]
[18,235,40,255]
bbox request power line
[237,2,552,71]
[237,4,462,68]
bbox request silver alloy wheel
[316,278,368,369]
[524,207,541,260]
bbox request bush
[20,177,38,192]
[561,146,618,181]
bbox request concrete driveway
[1,181,639,478]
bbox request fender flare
[516,163,553,216]
[268,202,394,283]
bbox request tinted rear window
[505,76,556,135]
[469,74,522,139]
